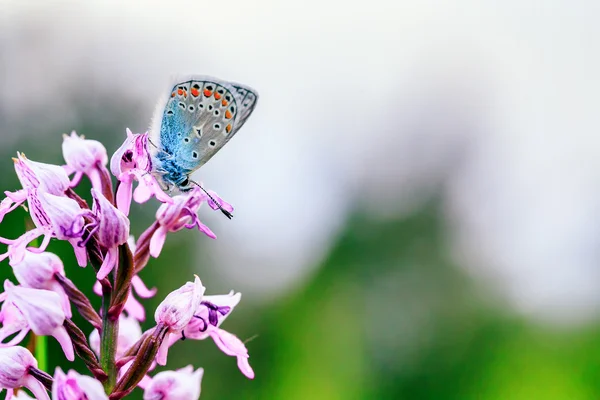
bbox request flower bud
[155,276,205,332]
[0,346,50,400]
[62,132,108,173]
[143,366,203,400]
[91,188,130,249]
[149,190,216,258]
[1,281,74,361]
[12,251,65,288]
[13,152,69,195]
[11,251,71,317]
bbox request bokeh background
[1,0,600,399]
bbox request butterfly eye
[181,178,190,187]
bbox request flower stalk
[101,280,119,392]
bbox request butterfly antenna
[190,180,233,219]
[148,138,159,149]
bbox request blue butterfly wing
[151,77,258,178]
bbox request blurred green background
[2,1,600,399]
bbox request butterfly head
[177,176,194,192]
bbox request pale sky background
[1,0,600,324]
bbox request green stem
[35,334,48,371]
[100,284,119,393]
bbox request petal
[195,220,216,239]
[155,333,171,366]
[51,367,67,400]
[68,238,88,267]
[0,190,26,223]
[9,287,65,335]
[23,375,50,400]
[131,275,157,299]
[50,281,72,319]
[0,328,29,347]
[124,293,146,322]
[237,357,255,380]
[133,174,172,205]
[132,178,153,204]
[93,280,102,296]
[53,325,75,361]
[206,190,234,213]
[77,375,109,400]
[208,329,254,379]
[96,246,117,280]
[149,227,167,258]
[137,374,152,390]
[116,179,134,216]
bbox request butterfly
[149,75,258,217]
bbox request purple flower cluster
[0,131,253,400]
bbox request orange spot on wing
[171,92,176,97]
[226,124,232,133]
[177,89,184,96]
[203,89,213,97]
[183,90,188,98]
[191,88,199,97]
[225,110,233,119]
[214,92,222,100]
[221,100,228,107]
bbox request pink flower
[52,368,107,400]
[11,251,71,318]
[0,153,70,225]
[62,131,110,191]
[158,289,254,379]
[147,187,221,258]
[88,189,130,280]
[0,281,74,361]
[0,346,50,400]
[154,276,205,365]
[0,188,88,267]
[110,129,171,215]
[143,366,203,400]
[172,291,254,379]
